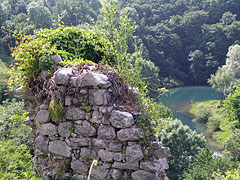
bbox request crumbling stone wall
[18,62,169,180]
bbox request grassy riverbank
[190,100,233,144]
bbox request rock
[110,110,135,128]
[75,121,96,137]
[98,125,116,140]
[92,90,108,105]
[54,68,72,85]
[126,145,144,163]
[49,140,71,157]
[110,169,122,180]
[36,110,49,123]
[91,165,109,179]
[35,136,48,152]
[82,72,111,88]
[158,158,169,171]
[39,123,57,136]
[91,139,107,148]
[69,138,90,148]
[80,148,91,159]
[140,160,163,173]
[90,110,102,123]
[117,128,144,141]
[114,153,123,162]
[40,104,48,110]
[98,149,114,162]
[58,122,73,138]
[71,160,88,174]
[50,55,62,64]
[65,96,72,106]
[131,170,156,180]
[70,76,83,87]
[66,107,86,120]
[154,147,170,159]
[15,87,35,100]
[72,174,87,180]
[109,141,123,151]
[112,161,139,170]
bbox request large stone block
[126,145,144,163]
[66,107,86,120]
[71,160,89,174]
[109,110,135,128]
[117,128,144,141]
[98,125,116,140]
[49,140,71,157]
[75,121,96,137]
[98,149,114,162]
[54,68,72,85]
[39,123,57,136]
[131,170,156,180]
[82,72,111,88]
[58,122,73,138]
[112,161,139,170]
[35,136,48,152]
[36,110,49,123]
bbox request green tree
[183,148,238,180]
[159,119,207,180]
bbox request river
[160,86,224,151]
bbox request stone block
[110,110,135,128]
[49,140,71,157]
[98,125,116,140]
[117,128,144,141]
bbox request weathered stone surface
[58,122,73,138]
[91,139,107,148]
[36,110,49,123]
[39,123,57,136]
[114,153,123,162]
[80,148,91,159]
[70,138,89,148]
[65,96,72,106]
[70,76,83,87]
[110,110,135,128]
[40,104,48,110]
[71,160,88,174]
[158,158,169,171]
[90,110,102,123]
[49,140,71,157]
[93,90,108,105]
[131,170,156,180]
[98,125,116,140]
[72,174,87,180]
[82,72,111,88]
[35,136,48,152]
[15,87,35,100]
[110,169,122,180]
[50,55,62,64]
[54,68,72,85]
[112,161,139,170]
[98,149,113,162]
[117,128,144,141]
[66,107,86,120]
[126,145,143,163]
[109,141,123,151]
[140,161,163,173]
[91,165,109,179]
[154,147,170,159]
[75,121,96,137]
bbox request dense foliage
[159,119,207,180]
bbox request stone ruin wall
[18,59,169,180]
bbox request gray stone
[80,89,88,94]
[158,158,169,171]
[112,161,139,170]
[140,161,163,173]
[114,153,123,162]
[90,110,102,123]
[58,122,73,138]
[110,110,135,128]
[15,87,35,100]
[80,148,91,159]
[40,104,48,110]
[98,125,116,140]
[36,110,49,123]
[70,138,89,148]
[54,68,72,85]
[65,96,72,106]
[71,160,88,174]
[39,123,57,136]
[73,174,87,180]
[154,147,170,159]
[91,165,109,179]
[91,139,107,148]
[49,140,71,157]
[70,76,83,87]
[98,149,113,162]
[93,90,108,105]
[117,128,144,141]
[110,169,122,180]
[109,141,123,151]
[131,170,156,180]
[50,55,62,64]
[75,121,96,137]
[35,136,48,152]
[126,145,143,163]
[66,107,86,120]
[82,72,111,88]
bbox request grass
[190,100,232,145]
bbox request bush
[207,116,221,131]
[195,104,212,123]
